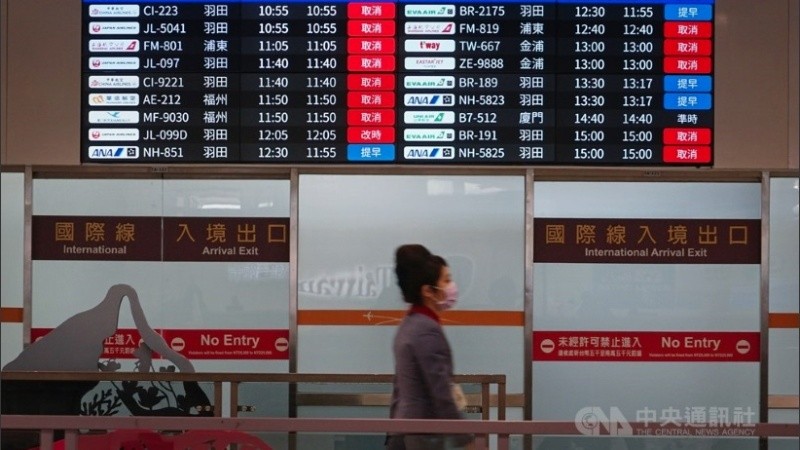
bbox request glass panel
[297,174,526,448]
[1,172,25,368]
[532,182,761,431]
[768,177,799,409]
[768,177,799,312]
[21,178,291,425]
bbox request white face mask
[435,281,459,310]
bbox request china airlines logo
[89,5,140,17]
[88,76,139,89]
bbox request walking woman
[386,244,473,450]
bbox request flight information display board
[82,0,714,165]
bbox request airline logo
[88,93,140,106]
[404,22,455,35]
[88,21,140,35]
[88,75,139,89]
[88,5,140,17]
[403,111,455,124]
[89,57,140,70]
[89,111,140,124]
[89,39,139,52]
[403,128,455,142]
[404,75,455,89]
[403,146,455,159]
[404,39,455,53]
[404,5,456,17]
[87,146,140,159]
[405,57,455,70]
[88,128,140,141]
[404,93,454,106]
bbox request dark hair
[394,244,445,305]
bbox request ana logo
[403,93,454,106]
[403,146,455,159]
[88,146,140,159]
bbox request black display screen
[82,0,714,165]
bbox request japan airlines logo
[88,93,140,106]
[404,22,455,35]
[404,5,455,17]
[88,75,139,89]
[89,21,140,35]
[89,5,140,17]
[88,39,139,52]
[88,128,140,141]
[404,76,455,89]
[89,57,139,70]
[404,57,455,70]
[404,39,455,53]
[88,146,140,159]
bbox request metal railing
[2,371,797,450]
[1,414,798,450]
[0,371,507,420]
